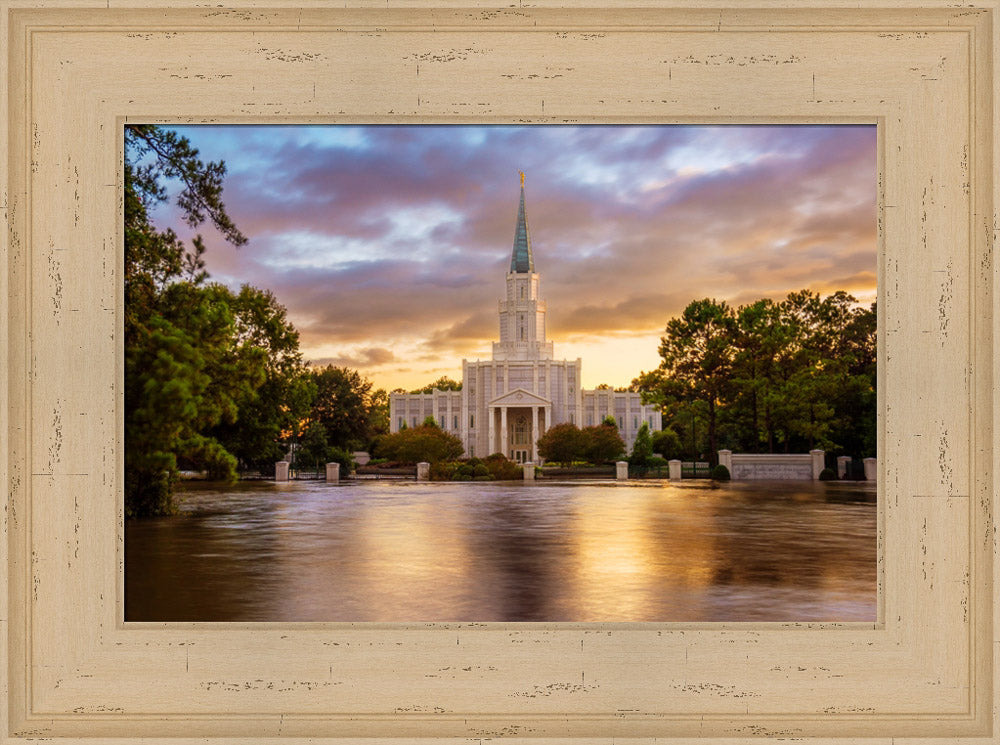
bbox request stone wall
[719,450,824,480]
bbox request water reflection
[125,480,877,622]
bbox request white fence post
[863,457,877,481]
[836,455,851,479]
[810,449,825,480]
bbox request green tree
[367,388,391,444]
[296,421,353,477]
[629,422,654,466]
[581,423,625,464]
[639,290,875,461]
[208,285,315,471]
[536,423,588,466]
[729,298,789,452]
[297,420,332,476]
[768,291,856,452]
[376,423,463,463]
[834,301,876,456]
[642,299,735,466]
[409,376,462,393]
[309,366,380,451]
[124,125,250,517]
[650,428,682,460]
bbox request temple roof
[509,172,534,274]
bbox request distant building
[389,174,661,462]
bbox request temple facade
[389,175,661,462]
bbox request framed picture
[2,2,996,742]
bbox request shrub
[628,422,654,466]
[449,461,492,481]
[582,423,625,464]
[819,467,837,481]
[451,463,475,481]
[375,423,463,463]
[485,456,522,480]
[710,464,731,481]
[326,446,354,475]
[430,461,458,480]
[651,428,682,460]
[537,423,588,465]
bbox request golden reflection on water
[566,487,718,620]
[125,479,877,623]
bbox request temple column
[530,405,538,462]
[488,406,495,455]
[500,406,509,458]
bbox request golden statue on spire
[519,170,525,187]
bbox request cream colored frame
[1,1,997,742]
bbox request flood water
[125,479,877,623]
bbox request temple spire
[509,172,534,274]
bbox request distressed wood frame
[1,1,997,742]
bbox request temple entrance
[486,391,551,463]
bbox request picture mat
[1,2,996,742]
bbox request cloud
[423,312,496,350]
[146,123,876,390]
[309,347,396,368]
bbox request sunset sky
[149,124,877,392]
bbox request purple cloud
[147,124,876,388]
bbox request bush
[430,461,458,480]
[651,428,682,459]
[485,456,522,480]
[582,423,625,464]
[628,422,654,466]
[451,463,474,481]
[326,446,354,475]
[819,467,837,481]
[710,464,731,481]
[375,423,464,463]
[537,423,588,465]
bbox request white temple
[389,174,662,462]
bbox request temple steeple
[494,173,552,361]
[509,171,534,274]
